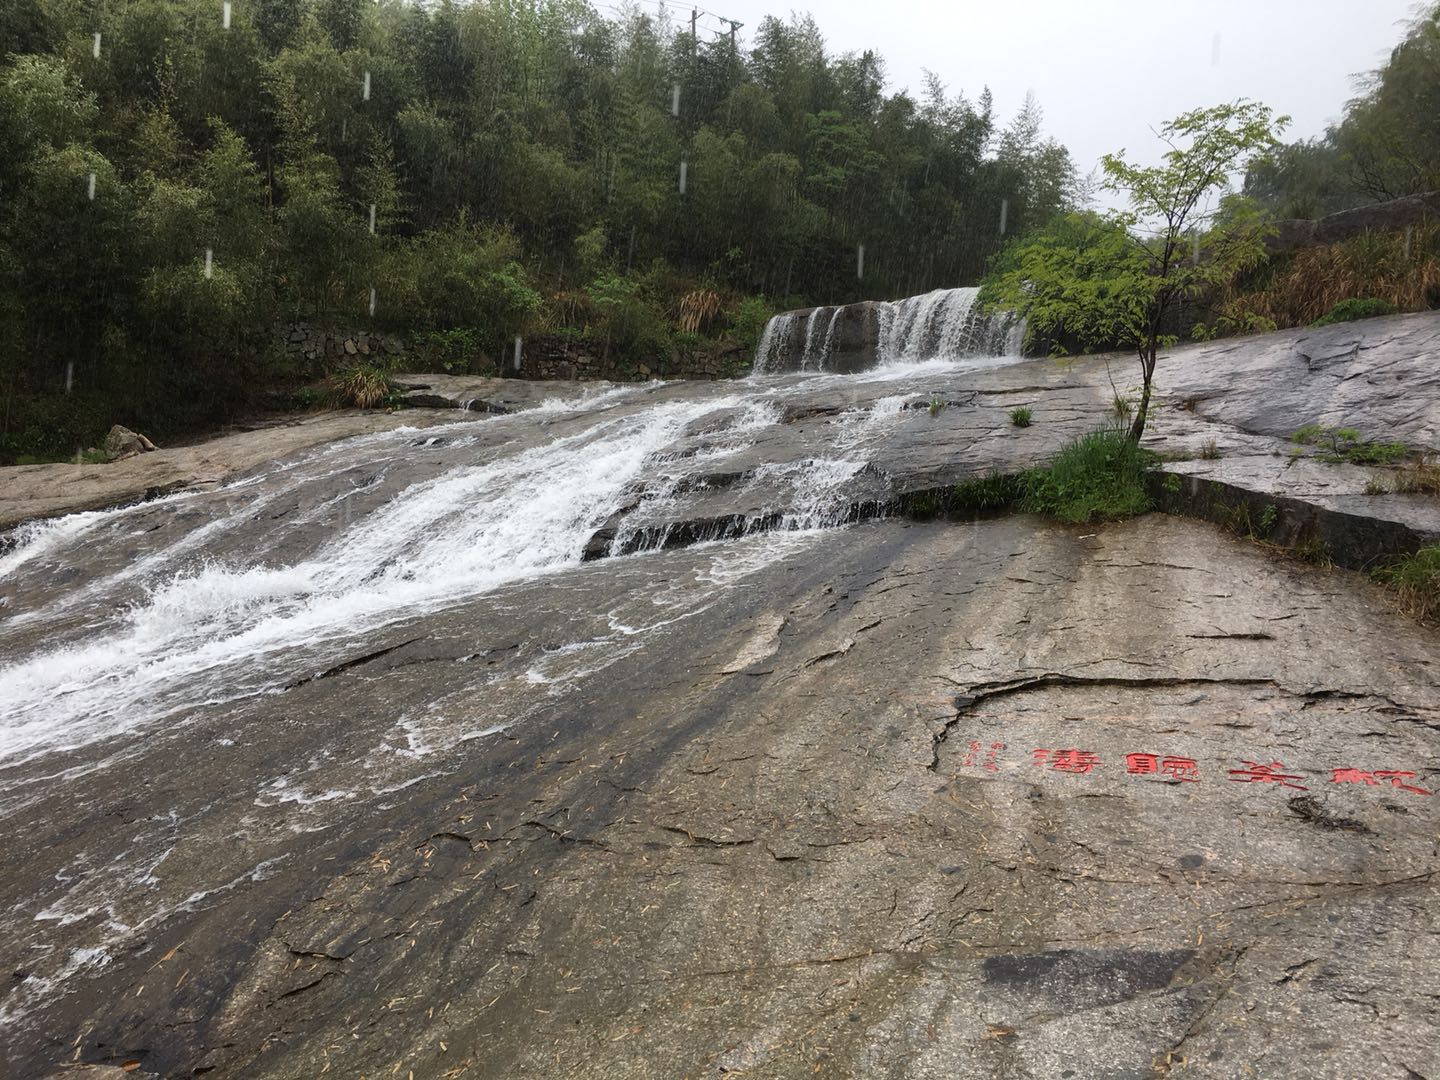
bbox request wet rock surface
[3,519,1436,1079]
[1,313,1438,1078]
[0,411,459,532]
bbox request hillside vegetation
[0,0,1078,458]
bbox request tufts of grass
[899,472,1025,519]
[1200,438,1221,460]
[1373,546,1440,624]
[1389,457,1440,495]
[330,364,396,410]
[1291,424,1409,465]
[953,472,1026,512]
[928,393,945,417]
[1009,407,1032,427]
[1365,475,1391,495]
[1312,297,1395,327]
[1022,427,1156,524]
[678,288,723,333]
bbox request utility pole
[728,19,742,48]
[691,8,699,77]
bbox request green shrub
[290,385,327,411]
[1291,423,1408,464]
[378,219,542,354]
[1009,407,1033,427]
[1312,297,1395,327]
[730,295,773,353]
[585,270,672,361]
[1373,546,1440,623]
[1022,427,1156,523]
[409,328,495,374]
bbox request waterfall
[753,312,795,375]
[752,287,1023,374]
[799,307,827,371]
[877,287,1020,363]
[818,307,843,365]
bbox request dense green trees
[1245,3,1440,216]
[0,0,1079,458]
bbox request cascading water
[877,287,1021,363]
[753,311,795,374]
[752,287,1024,374]
[0,372,950,768]
[0,351,1023,1034]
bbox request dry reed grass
[677,289,722,333]
[1217,224,1440,330]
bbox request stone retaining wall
[276,322,408,369]
[272,323,745,382]
[515,334,750,382]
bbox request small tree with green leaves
[984,101,1288,440]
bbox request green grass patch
[1312,297,1395,327]
[1373,546,1440,623]
[953,472,1026,512]
[1022,427,1156,523]
[1291,424,1409,465]
[1009,407,1032,427]
[901,472,1026,519]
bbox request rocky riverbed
[2,312,1438,1079]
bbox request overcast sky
[689,0,1420,192]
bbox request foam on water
[0,397,743,763]
[1,359,1004,769]
[752,286,1024,374]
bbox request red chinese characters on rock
[1331,768,1432,796]
[1032,748,1101,774]
[961,741,1006,772]
[1125,753,1200,782]
[967,741,1433,796]
[1227,760,1308,790]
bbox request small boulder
[103,425,157,459]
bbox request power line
[593,0,744,43]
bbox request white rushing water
[0,316,1027,767]
[0,333,1034,1035]
[753,286,1023,374]
[0,395,740,762]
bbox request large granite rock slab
[1,518,1435,1078]
[3,311,1440,1078]
[0,411,453,532]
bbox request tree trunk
[1128,345,1157,442]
